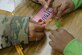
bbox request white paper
[0,0,23,12]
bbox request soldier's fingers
[34,24,45,32]
[29,32,45,41]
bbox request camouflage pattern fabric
[0,15,29,49]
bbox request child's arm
[49,29,82,55]
[72,0,82,10]
[64,39,82,55]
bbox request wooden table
[0,0,82,55]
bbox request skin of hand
[52,0,74,18]
[33,0,74,18]
[33,0,52,9]
[28,19,45,41]
[49,29,74,53]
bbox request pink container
[32,7,54,26]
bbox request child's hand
[39,0,52,8]
[28,21,45,41]
[33,0,52,9]
[49,29,74,52]
[52,0,74,18]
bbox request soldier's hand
[28,20,45,41]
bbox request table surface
[0,0,82,55]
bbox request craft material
[32,7,54,26]
[55,20,61,28]
[15,44,24,55]
[32,7,61,28]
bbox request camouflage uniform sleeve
[0,15,11,49]
[0,16,29,49]
[7,16,29,45]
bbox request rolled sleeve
[72,0,82,10]
[64,39,82,55]
[5,16,30,45]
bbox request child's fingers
[39,0,47,8]
[62,8,72,16]
[57,3,67,18]
[39,0,52,9]
[47,0,52,7]
[50,30,59,37]
[49,41,55,49]
[53,2,61,9]
[57,9,62,18]
[49,33,56,42]
[52,5,59,17]
[53,8,58,15]
[52,0,61,17]
[53,0,62,8]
